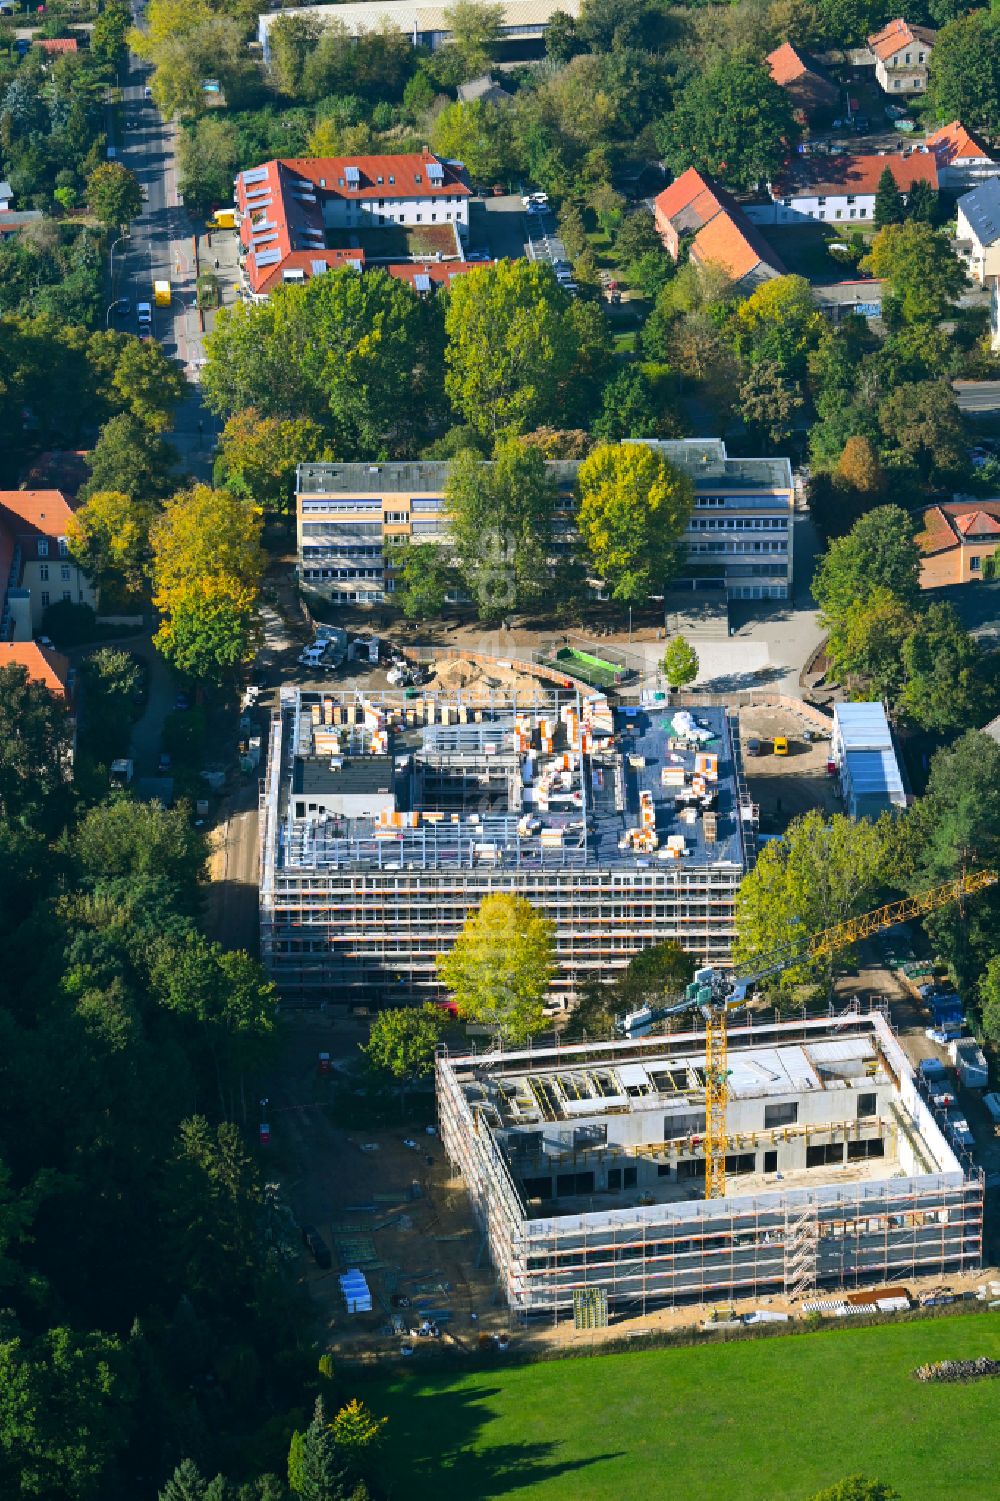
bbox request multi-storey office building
[437,1010,984,1318]
[296,440,795,608]
[259,686,754,1004]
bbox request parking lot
[739,705,841,834]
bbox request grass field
[359,1313,1000,1500]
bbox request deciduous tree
[68,489,155,592]
[662,635,700,690]
[899,601,990,733]
[877,379,966,483]
[437,893,555,1042]
[812,505,922,628]
[362,1004,445,1084]
[734,810,896,997]
[739,360,804,450]
[86,161,143,229]
[928,11,1000,134]
[657,47,798,190]
[442,1,505,79]
[218,408,330,518]
[861,223,966,325]
[0,663,72,832]
[807,1479,900,1501]
[430,99,513,185]
[443,261,579,438]
[384,541,454,621]
[446,437,557,618]
[576,442,694,605]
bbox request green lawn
[360,1313,1000,1499]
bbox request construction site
[259,684,755,1004]
[436,1008,984,1321]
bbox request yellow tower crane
[621,870,997,1201]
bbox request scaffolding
[260,689,752,1003]
[436,1010,984,1321]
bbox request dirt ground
[262,1014,512,1363]
[738,704,841,834]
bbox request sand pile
[430,655,560,702]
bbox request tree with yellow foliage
[151,485,264,681]
[576,442,694,606]
[68,489,156,594]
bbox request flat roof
[297,443,792,500]
[277,691,747,874]
[292,754,394,796]
[834,701,892,749]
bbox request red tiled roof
[254,247,365,297]
[386,261,485,289]
[771,151,937,199]
[916,500,1000,553]
[955,509,1000,537]
[35,37,78,53]
[692,208,786,284]
[236,150,470,294]
[0,490,76,541]
[654,168,724,233]
[0,642,71,699]
[767,43,809,86]
[925,121,993,167]
[868,18,935,62]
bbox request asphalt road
[110,2,218,474]
[953,381,1000,415]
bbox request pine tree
[159,1459,209,1501]
[289,1398,350,1501]
[873,167,905,229]
[906,178,936,223]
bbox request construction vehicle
[621,870,997,1202]
[153,279,171,307]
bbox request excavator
[620,870,997,1201]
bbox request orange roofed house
[745,150,938,227]
[925,121,998,189]
[766,43,839,119]
[235,150,480,300]
[653,168,787,291]
[916,500,1000,587]
[0,491,96,642]
[0,640,73,701]
[867,19,935,95]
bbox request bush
[42,599,97,647]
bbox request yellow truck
[153,279,171,307]
[210,208,236,229]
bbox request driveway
[127,634,174,775]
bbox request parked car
[144,85,153,100]
[301,1224,332,1269]
[158,752,172,773]
[745,736,763,757]
[173,691,191,711]
[773,735,789,756]
[137,301,152,327]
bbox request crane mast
[621,871,998,1202]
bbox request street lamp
[109,230,130,289]
[105,301,118,328]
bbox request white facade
[874,43,932,94]
[258,0,582,61]
[746,193,879,227]
[321,192,469,237]
[957,196,1000,286]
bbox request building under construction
[436,1009,983,1319]
[259,685,754,1003]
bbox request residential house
[653,168,787,291]
[0,181,11,212]
[235,150,473,299]
[867,18,935,94]
[955,178,1000,285]
[0,640,73,702]
[745,150,938,226]
[0,490,96,641]
[766,43,839,118]
[296,439,795,608]
[915,499,1000,587]
[925,121,998,189]
[258,0,583,61]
